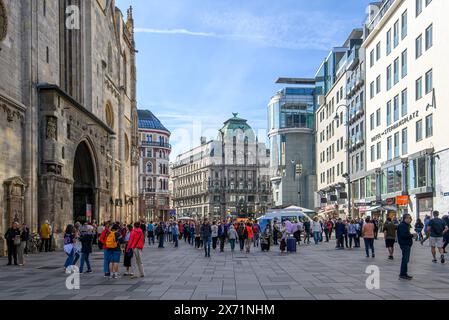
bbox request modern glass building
[268,82,318,210]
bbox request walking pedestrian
[261,224,273,252]
[348,220,357,249]
[414,219,424,242]
[427,211,448,264]
[201,219,212,258]
[106,224,124,279]
[17,223,29,266]
[228,225,238,252]
[279,222,288,253]
[373,218,379,240]
[312,218,322,245]
[156,222,165,248]
[237,222,246,252]
[421,215,431,245]
[39,220,51,252]
[147,221,155,245]
[443,215,449,253]
[194,222,202,249]
[128,222,145,278]
[383,217,398,260]
[245,222,254,253]
[99,222,111,277]
[211,221,219,250]
[252,222,260,248]
[123,224,133,276]
[63,225,76,272]
[79,223,94,274]
[97,223,105,250]
[362,217,375,258]
[5,222,21,266]
[303,219,311,245]
[218,221,226,252]
[398,214,415,280]
[273,220,280,245]
[172,222,179,248]
[335,218,345,249]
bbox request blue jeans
[400,245,411,276]
[173,234,179,247]
[103,249,111,274]
[80,252,91,273]
[64,249,75,268]
[364,238,375,256]
[313,232,321,244]
[203,237,211,256]
[158,234,165,248]
[229,239,236,251]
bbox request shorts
[429,237,444,248]
[109,250,121,263]
[385,239,396,248]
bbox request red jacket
[178,223,184,234]
[246,226,254,239]
[128,228,144,250]
[99,227,110,249]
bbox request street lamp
[334,104,352,218]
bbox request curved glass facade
[268,88,316,131]
[268,86,317,210]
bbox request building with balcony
[171,114,272,221]
[345,30,368,217]
[315,29,364,218]
[363,0,449,221]
[268,80,317,210]
[138,110,171,222]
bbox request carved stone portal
[3,177,27,227]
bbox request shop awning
[365,206,382,212]
[382,205,398,211]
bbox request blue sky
[115,0,369,157]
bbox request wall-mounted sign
[396,196,409,206]
[371,111,419,143]
[386,198,396,206]
[444,192,449,197]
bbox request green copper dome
[219,113,255,141]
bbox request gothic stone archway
[73,142,96,223]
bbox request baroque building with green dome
[171,114,272,220]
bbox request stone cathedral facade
[0,0,139,253]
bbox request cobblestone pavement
[0,237,448,300]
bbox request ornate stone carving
[131,146,139,165]
[0,0,7,42]
[1,103,24,122]
[4,177,27,226]
[46,116,57,140]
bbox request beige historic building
[171,114,272,221]
[0,0,139,253]
[137,110,171,222]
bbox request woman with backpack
[106,224,124,279]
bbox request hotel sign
[371,111,419,143]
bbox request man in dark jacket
[201,219,212,258]
[397,214,415,280]
[5,222,21,266]
[218,221,226,253]
[335,219,346,249]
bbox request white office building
[363,0,449,221]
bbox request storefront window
[366,174,377,198]
[395,165,403,192]
[360,178,366,199]
[409,156,427,189]
[382,164,403,195]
